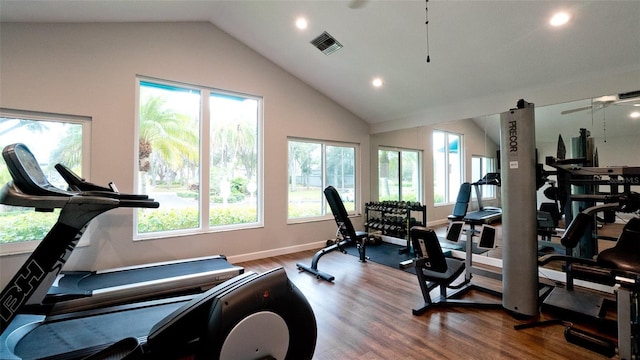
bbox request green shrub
[137,208,200,233]
[176,191,198,200]
[137,205,257,233]
[0,210,59,243]
[0,206,260,242]
[210,206,257,226]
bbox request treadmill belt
[14,302,183,360]
[60,258,232,290]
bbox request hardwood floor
[237,248,613,360]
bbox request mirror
[473,92,640,168]
[369,91,639,261]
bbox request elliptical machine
[0,143,317,359]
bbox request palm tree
[211,121,256,178]
[0,118,49,137]
[0,118,50,184]
[138,96,199,192]
[50,125,82,172]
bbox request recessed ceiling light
[630,111,640,119]
[372,77,383,88]
[295,17,308,30]
[550,12,571,27]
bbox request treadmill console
[2,143,71,196]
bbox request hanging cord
[602,106,607,143]
[591,98,594,130]
[425,0,431,62]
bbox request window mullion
[321,143,327,216]
[201,89,211,230]
[444,143,450,203]
[398,151,404,200]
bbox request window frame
[0,108,92,255]
[134,77,264,240]
[433,130,464,206]
[471,155,497,200]
[287,137,359,223]
[377,146,422,202]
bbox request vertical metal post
[616,286,634,360]
[500,100,539,317]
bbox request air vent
[310,31,343,55]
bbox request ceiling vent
[310,31,343,55]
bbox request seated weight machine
[411,225,502,315]
[534,194,640,359]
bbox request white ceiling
[1,0,639,133]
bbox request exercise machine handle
[55,163,151,201]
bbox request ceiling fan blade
[560,106,592,115]
[557,134,566,160]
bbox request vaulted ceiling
[2,0,639,134]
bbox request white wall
[0,22,370,287]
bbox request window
[433,130,463,205]
[288,139,357,220]
[136,79,262,238]
[0,109,91,253]
[471,155,496,199]
[378,148,421,202]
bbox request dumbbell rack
[364,201,426,253]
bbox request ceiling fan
[561,90,640,115]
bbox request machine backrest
[410,226,448,273]
[324,186,358,241]
[451,182,471,218]
[536,211,556,229]
[539,202,561,227]
[597,217,640,273]
[445,221,464,242]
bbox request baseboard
[226,240,326,264]
[427,218,450,227]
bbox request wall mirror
[471,91,640,258]
[369,91,639,260]
[473,91,640,170]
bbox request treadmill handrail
[56,163,150,201]
[0,181,70,210]
[0,181,159,213]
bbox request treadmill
[1,145,243,315]
[464,172,502,225]
[0,143,317,359]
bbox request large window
[433,130,463,205]
[136,79,262,237]
[471,155,496,199]
[0,109,91,253]
[378,148,421,202]
[288,139,357,219]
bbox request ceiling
[1,0,639,133]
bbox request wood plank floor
[237,248,614,360]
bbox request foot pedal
[564,327,615,358]
[399,259,414,269]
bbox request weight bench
[297,186,368,282]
